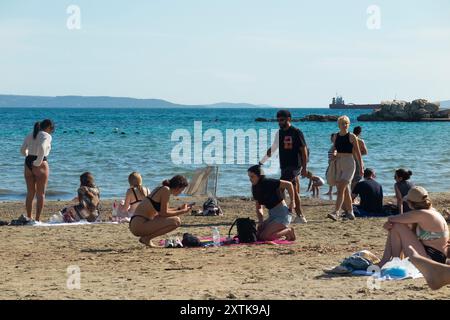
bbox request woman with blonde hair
[327,116,364,221]
[119,172,150,216]
[379,186,449,267]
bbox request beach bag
[228,218,257,243]
[182,233,201,247]
[326,159,337,186]
[202,197,223,216]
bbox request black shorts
[280,167,301,185]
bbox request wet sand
[1,194,449,300]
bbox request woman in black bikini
[129,175,191,247]
[119,172,150,217]
[20,119,55,221]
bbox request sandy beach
[1,194,449,300]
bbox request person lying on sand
[248,165,296,241]
[408,245,450,290]
[129,175,192,247]
[118,172,150,217]
[378,186,449,267]
[62,172,100,222]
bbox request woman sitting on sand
[129,175,191,247]
[327,116,364,221]
[248,165,296,241]
[379,186,449,267]
[62,172,101,222]
[394,168,415,214]
[118,172,150,217]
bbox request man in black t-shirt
[259,110,308,223]
[352,168,383,217]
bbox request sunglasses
[277,118,287,123]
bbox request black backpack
[228,218,257,243]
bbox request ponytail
[33,122,41,139]
[32,119,54,139]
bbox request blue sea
[1,107,449,201]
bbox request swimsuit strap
[131,188,139,203]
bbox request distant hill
[0,95,269,109]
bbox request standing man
[259,110,308,223]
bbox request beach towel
[160,236,293,248]
[324,252,423,281]
[32,220,119,227]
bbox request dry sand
[1,194,449,300]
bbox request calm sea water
[1,107,449,201]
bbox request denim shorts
[267,203,293,227]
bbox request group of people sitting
[21,115,450,290]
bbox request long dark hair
[162,175,188,190]
[33,119,54,139]
[80,172,96,188]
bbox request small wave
[46,190,71,196]
[0,189,21,195]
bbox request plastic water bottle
[212,227,220,247]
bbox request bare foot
[408,245,447,290]
[285,228,296,241]
[139,236,158,248]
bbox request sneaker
[174,238,183,248]
[327,212,338,221]
[164,239,174,248]
[293,215,308,224]
[343,211,355,221]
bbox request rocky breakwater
[255,115,339,122]
[357,99,450,121]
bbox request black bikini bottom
[424,245,447,264]
[25,155,47,171]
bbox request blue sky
[1,0,449,106]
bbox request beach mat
[351,269,423,281]
[160,236,294,248]
[33,221,119,227]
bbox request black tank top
[335,133,353,154]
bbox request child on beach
[324,133,336,196]
[62,172,101,222]
[306,171,325,197]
